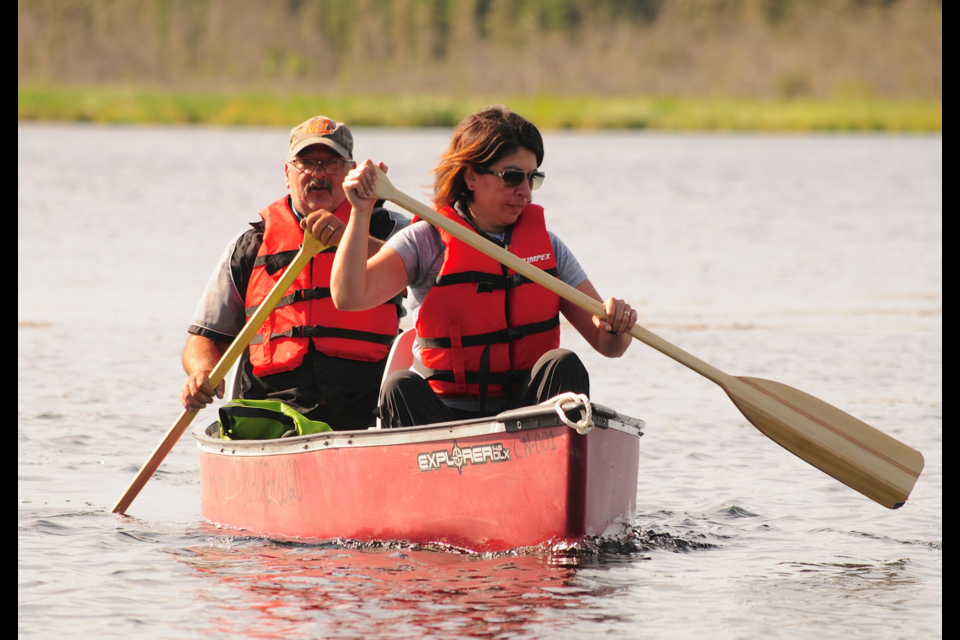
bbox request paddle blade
[726,376,923,509]
[112,408,198,514]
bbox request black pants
[378,348,590,427]
[240,350,385,431]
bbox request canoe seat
[375,327,418,428]
[382,327,417,382]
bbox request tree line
[18,0,942,99]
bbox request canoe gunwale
[193,402,644,457]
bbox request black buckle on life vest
[291,287,331,303]
[287,326,319,338]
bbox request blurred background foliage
[18,0,942,129]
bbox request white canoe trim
[194,402,644,457]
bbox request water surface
[19,125,941,638]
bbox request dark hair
[433,105,544,208]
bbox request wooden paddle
[111,231,329,514]
[370,167,924,509]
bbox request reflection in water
[182,541,588,638]
[175,526,723,638]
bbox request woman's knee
[528,348,590,398]
[380,370,427,398]
[536,348,586,374]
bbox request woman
[322,105,636,427]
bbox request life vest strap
[254,244,337,275]
[417,316,560,349]
[434,268,559,293]
[253,249,299,275]
[250,325,397,346]
[245,287,332,317]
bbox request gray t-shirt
[383,214,588,412]
[385,220,587,328]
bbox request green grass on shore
[18,86,942,132]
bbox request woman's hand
[593,297,637,337]
[344,159,388,216]
[561,280,636,358]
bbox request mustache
[304,178,332,193]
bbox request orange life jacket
[415,205,561,401]
[245,197,399,376]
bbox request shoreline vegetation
[19,0,940,131]
[17,88,941,132]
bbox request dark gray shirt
[189,199,410,342]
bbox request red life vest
[245,197,399,376]
[415,205,561,399]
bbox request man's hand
[301,209,345,247]
[181,334,228,410]
[181,370,224,410]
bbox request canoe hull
[196,404,642,552]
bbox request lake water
[18,124,941,638]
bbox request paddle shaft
[372,168,923,508]
[111,232,328,514]
[376,173,731,384]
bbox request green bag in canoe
[218,399,333,440]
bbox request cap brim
[289,138,352,160]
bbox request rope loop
[543,393,594,434]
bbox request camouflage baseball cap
[288,116,353,160]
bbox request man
[181,116,409,430]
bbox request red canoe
[193,400,643,553]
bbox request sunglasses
[475,166,545,190]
